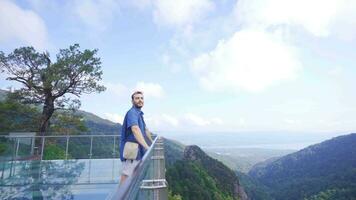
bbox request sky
[1,0,356,134]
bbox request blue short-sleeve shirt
[120,106,148,161]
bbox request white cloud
[327,66,343,77]
[145,113,180,131]
[161,53,182,73]
[183,113,223,127]
[134,82,164,98]
[104,82,129,97]
[237,118,246,127]
[152,0,214,28]
[73,0,119,31]
[146,113,179,127]
[102,113,124,124]
[234,0,356,40]
[161,114,179,127]
[128,0,152,10]
[284,119,300,124]
[184,113,210,126]
[0,0,48,49]
[144,112,223,131]
[210,117,223,125]
[191,29,301,93]
[102,81,164,100]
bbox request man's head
[131,91,144,109]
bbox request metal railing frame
[0,134,120,161]
[0,134,168,199]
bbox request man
[119,91,153,185]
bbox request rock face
[184,145,249,200]
[183,145,208,162]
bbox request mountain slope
[206,148,294,173]
[249,133,356,200]
[79,110,122,134]
[163,138,185,167]
[235,171,273,200]
[165,140,249,200]
[184,145,248,200]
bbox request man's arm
[145,127,153,143]
[131,125,150,150]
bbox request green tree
[169,190,183,200]
[0,97,40,132]
[49,111,88,135]
[0,44,106,135]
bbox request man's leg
[119,160,139,186]
[120,174,128,186]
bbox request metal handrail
[107,136,159,200]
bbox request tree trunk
[39,97,55,136]
[33,96,54,200]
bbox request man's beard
[134,103,143,108]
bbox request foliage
[43,143,71,160]
[164,138,184,167]
[167,161,234,200]
[168,190,183,200]
[165,141,244,200]
[235,171,273,200]
[305,188,356,200]
[0,94,88,135]
[0,92,119,159]
[0,142,7,154]
[49,111,88,135]
[84,120,120,134]
[249,133,356,200]
[0,44,106,133]
[0,96,40,132]
[183,145,241,199]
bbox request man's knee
[120,174,128,185]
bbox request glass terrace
[0,133,167,200]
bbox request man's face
[132,93,144,108]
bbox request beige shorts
[121,160,140,176]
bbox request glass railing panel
[68,136,91,159]
[92,135,119,159]
[74,158,121,183]
[0,134,152,199]
[16,137,33,159]
[136,151,156,199]
[43,136,67,160]
[126,148,155,200]
[0,136,16,161]
[0,158,122,199]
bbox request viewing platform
[0,133,168,200]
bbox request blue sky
[1,0,356,134]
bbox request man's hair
[131,91,143,100]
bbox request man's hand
[145,127,153,144]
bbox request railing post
[112,136,116,181]
[30,136,35,155]
[40,137,45,161]
[65,136,70,160]
[112,136,116,157]
[140,137,168,200]
[89,136,93,159]
[15,138,20,159]
[9,138,16,177]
